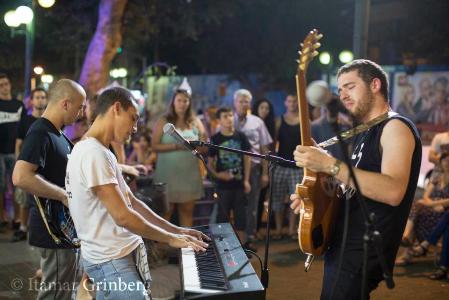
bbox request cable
[243,249,263,274]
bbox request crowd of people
[0,59,447,299]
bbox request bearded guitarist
[291,59,421,299]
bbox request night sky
[1,0,448,91]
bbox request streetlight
[319,51,333,84]
[33,65,44,88]
[110,67,128,86]
[4,1,56,98]
[33,66,44,75]
[319,50,354,84]
[41,74,54,84]
[319,51,332,66]
[41,74,54,90]
[339,50,354,64]
[4,4,34,98]
[15,6,34,24]
[37,0,56,8]
[4,11,20,28]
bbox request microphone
[306,80,332,108]
[163,123,200,156]
[306,80,340,123]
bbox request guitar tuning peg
[317,33,323,40]
[296,59,300,64]
[298,51,302,55]
[300,43,304,48]
[314,42,321,48]
[312,51,319,57]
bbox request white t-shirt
[66,137,142,264]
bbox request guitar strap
[33,195,62,245]
[317,111,394,149]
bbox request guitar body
[294,29,340,257]
[35,196,80,248]
[297,172,341,256]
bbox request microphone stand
[191,140,297,289]
[325,105,394,299]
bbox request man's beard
[351,90,375,122]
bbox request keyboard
[180,223,265,300]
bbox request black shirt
[277,116,301,164]
[0,98,26,154]
[17,114,37,140]
[327,114,421,279]
[18,118,74,249]
[209,131,251,189]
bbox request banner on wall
[391,70,449,144]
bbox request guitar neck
[295,73,313,147]
[296,72,316,179]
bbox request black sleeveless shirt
[327,114,422,278]
[277,116,301,164]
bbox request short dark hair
[215,106,233,119]
[0,73,9,81]
[132,132,151,144]
[95,87,137,116]
[30,87,47,99]
[337,59,389,101]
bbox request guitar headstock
[297,29,323,72]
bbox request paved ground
[0,228,447,300]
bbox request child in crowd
[208,107,251,242]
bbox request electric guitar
[295,29,341,269]
[34,195,80,248]
[33,132,79,248]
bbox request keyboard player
[66,87,210,299]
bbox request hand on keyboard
[180,228,212,242]
[169,233,208,252]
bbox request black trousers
[320,249,381,300]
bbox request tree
[79,0,128,97]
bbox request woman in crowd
[252,98,276,147]
[396,153,449,265]
[152,88,207,227]
[412,205,449,280]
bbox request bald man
[13,79,86,300]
